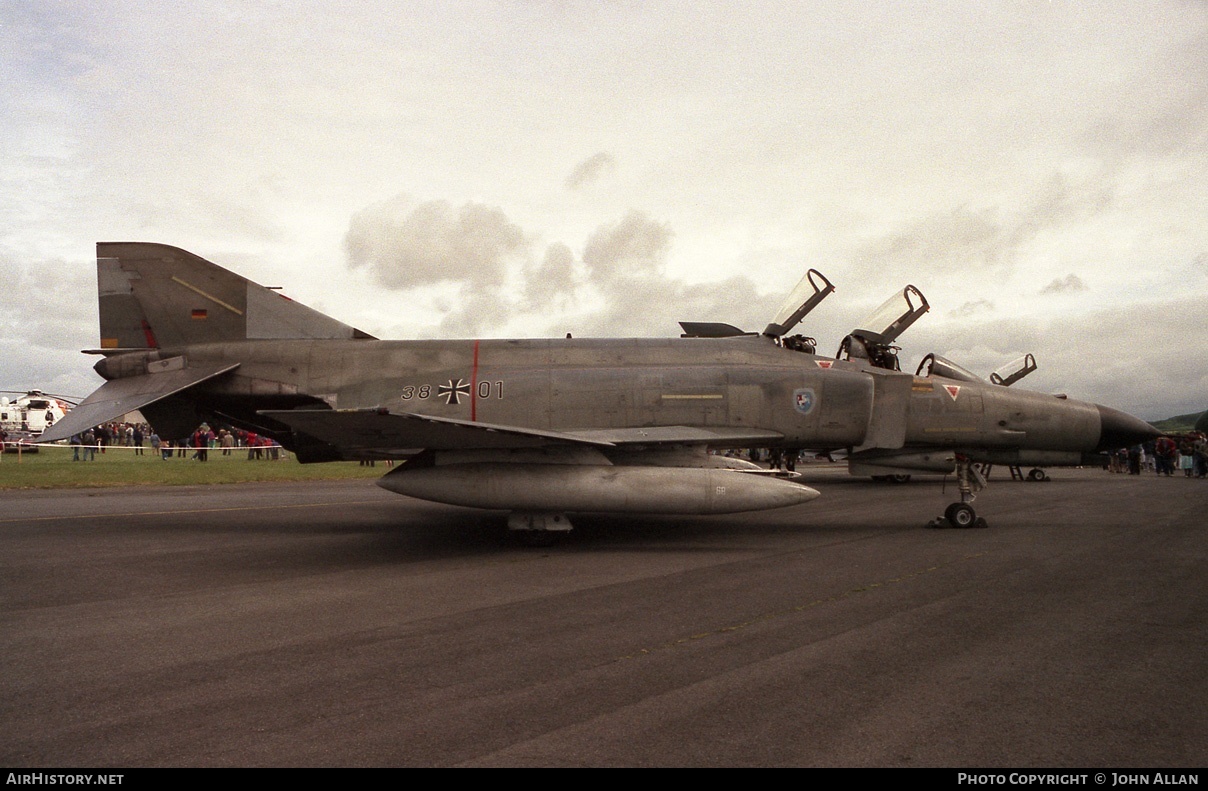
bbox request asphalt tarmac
[1,466,1205,767]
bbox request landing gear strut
[508,512,572,546]
[928,456,989,529]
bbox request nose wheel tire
[944,502,976,527]
[929,501,988,529]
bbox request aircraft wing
[259,408,783,458]
[564,426,784,446]
[259,408,617,456]
[37,362,241,443]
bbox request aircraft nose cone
[1095,404,1161,451]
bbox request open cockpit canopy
[989,353,1038,387]
[915,353,985,383]
[836,285,929,371]
[852,285,929,345]
[762,269,835,338]
[679,268,834,345]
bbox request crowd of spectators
[1109,433,1208,478]
[63,421,286,461]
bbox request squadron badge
[793,387,817,415]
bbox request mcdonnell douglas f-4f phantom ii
[39,243,1159,538]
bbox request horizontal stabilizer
[38,362,240,443]
[258,409,618,456]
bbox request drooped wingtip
[1095,404,1162,451]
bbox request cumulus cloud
[0,246,99,398]
[565,152,617,190]
[947,299,995,318]
[1040,274,1088,294]
[522,242,577,311]
[581,210,673,283]
[855,204,1002,277]
[340,200,773,338]
[559,211,771,336]
[437,285,515,337]
[558,272,771,339]
[849,172,1116,286]
[345,195,528,289]
[342,195,537,336]
[0,249,93,348]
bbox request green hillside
[1152,411,1206,433]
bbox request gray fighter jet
[40,243,1159,536]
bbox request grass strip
[0,444,388,489]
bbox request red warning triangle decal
[944,385,961,401]
[815,360,834,369]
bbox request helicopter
[1,390,78,446]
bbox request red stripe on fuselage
[141,320,159,348]
[471,339,480,421]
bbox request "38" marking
[400,381,504,400]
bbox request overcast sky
[2,0,1205,419]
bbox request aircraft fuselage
[96,335,1107,464]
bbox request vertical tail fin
[97,242,376,350]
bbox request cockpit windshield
[853,285,929,344]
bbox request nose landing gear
[928,456,989,529]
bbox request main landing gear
[928,456,989,529]
[508,512,572,546]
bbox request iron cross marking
[437,378,472,405]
